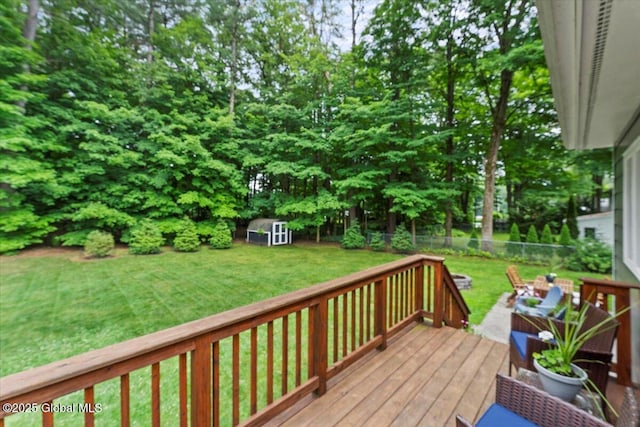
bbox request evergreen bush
[129,220,164,255]
[540,223,554,259]
[506,223,522,258]
[84,230,115,258]
[391,224,415,253]
[173,218,200,252]
[210,221,232,249]
[558,223,573,258]
[525,225,539,259]
[369,232,386,252]
[341,220,365,249]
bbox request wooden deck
[268,324,509,427]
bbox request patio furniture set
[455,266,639,426]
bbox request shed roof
[247,218,284,231]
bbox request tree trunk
[443,28,455,247]
[229,0,240,115]
[481,69,514,252]
[18,0,39,110]
[147,0,155,62]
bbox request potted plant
[530,301,621,402]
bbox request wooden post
[580,278,638,386]
[415,264,425,322]
[190,336,212,427]
[433,261,444,328]
[309,300,328,395]
[374,278,387,350]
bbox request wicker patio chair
[616,387,640,427]
[509,302,619,396]
[456,374,639,427]
[506,265,534,304]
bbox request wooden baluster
[250,327,258,415]
[151,363,160,427]
[342,294,347,358]
[179,353,188,427]
[267,321,274,404]
[350,290,356,352]
[359,287,364,346]
[42,401,53,427]
[366,283,371,340]
[120,374,130,427]
[295,311,302,387]
[232,335,240,425]
[282,315,289,396]
[211,344,219,427]
[332,298,339,363]
[84,386,94,427]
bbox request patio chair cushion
[510,331,556,359]
[509,331,530,359]
[475,403,537,427]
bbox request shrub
[506,223,522,257]
[558,223,573,258]
[129,220,164,255]
[173,218,200,252]
[567,239,612,274]
[84,230,115,258]
[539,224,554,258]
[467,228,479,250]
[210,221,232,249]
[342,220,365,249]
[369,232,386,252]
[525,225,539,259]
[391,224,415,253]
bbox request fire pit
[451,273,472,290]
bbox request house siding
[614,111,640,385]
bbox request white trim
[623,138,640,280]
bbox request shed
[246,218,291,246]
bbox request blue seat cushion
[509,331,533,359]
[476,403,538,427]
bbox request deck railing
[580,277,639,387]
[0,255,470,427]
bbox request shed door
[272,222,288,245]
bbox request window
[623,138,640,280]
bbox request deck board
[273,324,509,427]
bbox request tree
[471,0,541,251]
[506,222,522,257]
[173,218,200,252]
[566,195,579,240]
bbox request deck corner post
[433,261,444,328]
[374,278,388,350]
[191,336,212,427]
[310,300,328,396]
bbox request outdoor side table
[516,368,604,420]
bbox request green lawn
[1,243,598,426]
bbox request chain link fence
[366,232,576,263]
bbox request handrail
[580,277,639,387]
[0,254,470,426]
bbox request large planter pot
[533,358,588,401]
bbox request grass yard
[0,243,592,376]
[0,243,596,425]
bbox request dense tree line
[1,0,610,253]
